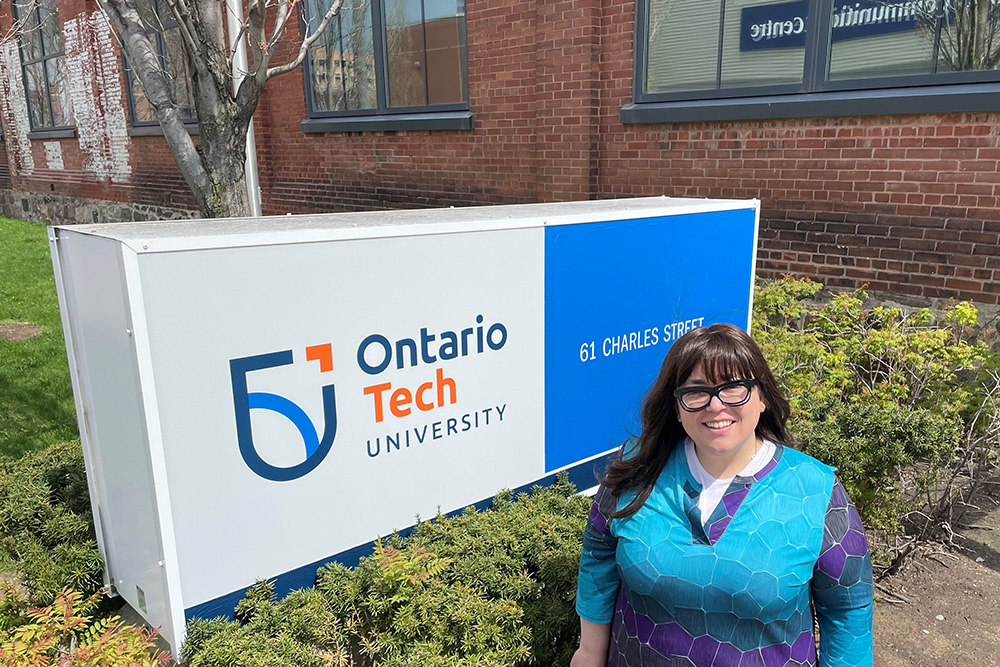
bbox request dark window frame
[624,0,1000,123]
[300,0,473,133]
[12,0,73,132]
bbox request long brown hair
[602,323,790,518]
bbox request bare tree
[913,0,1000,71]
[94,0,344,218]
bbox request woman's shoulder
[773,443,838,483]
[620,437,640,461]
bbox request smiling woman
[571,323,874,667]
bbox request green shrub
[0,587,169,666]
[403,477,588,666]
[0,440,103,607]
[792,400,960,547]
[184,478,590,667]
[754,278,992,419]
[753,276,999,562]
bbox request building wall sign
[49,198,759,660]
[741,0,809,51]
[741,0,929,51]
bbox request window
[123,1,196,129]
[627,0,1000,122]
[302,0,472,132]
[12,0,73,131]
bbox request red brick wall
[1,0,998,303]
[258,0,1000,305]
[591,3,1000,305]
[257,0,606,213]
[0,0,197,214]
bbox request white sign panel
[140,229,545,610]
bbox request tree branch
[266,0,343,79]
[269,0,293,51]
[96,0,212,211]
[162,0,202,64]
[245,0,267,81]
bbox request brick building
[1,0,999,305]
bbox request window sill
[27,128,76,140]
[621,82,1000,124]
[129,124,199,137]
[301,111,474,134]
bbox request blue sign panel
[543,209,757,473]
[741,0,808,51]
[741,0,922,51]
[832,0,921,42]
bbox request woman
[573,323,873,667]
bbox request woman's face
[676,363,766,468]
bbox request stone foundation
[0,188,196,225]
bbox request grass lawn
[0,217,78,459]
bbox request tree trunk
[197,113,252,218]
[97,0,343,219]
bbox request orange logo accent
[305,343,334,372]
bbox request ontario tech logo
[230,344,337,482]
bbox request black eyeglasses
[674,379,759,412]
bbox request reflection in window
[722,0,808,87]
[305,0,468,117]
[934,0,1000,71]
[829,1,937,80]
[638,0,1000,104]
[384,0,466,107]
[646,0,807,94]
[13,0,73,129]
[307,0,377,112]
[828,1,1000,81]
[124,3,196,125]
[646,0,722,92]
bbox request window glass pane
[130,67,157,123]
[828,1,934,80]
[424,0,462,20]
[46,58,71,126]
[23,62,49,128]
[385,0,428,107]
[721,0,807,88]
[308,32,347,112]
[422,0,467,104]
[646,0,722,93]
[937,2,1000,73]
[163,28,196,119]
[39,0,62,55]
[308,0,377,112]
[14,1,43,62]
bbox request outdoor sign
[49,197,759,659]
[741,0,926,51]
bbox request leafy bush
[791,400,960,551]
[0,440,103,607]
[403,478,588,666]
[753,276,999,563]
[753,277,991,418]
[0,587,168,666]
[183,477,590,667]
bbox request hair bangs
[679,331,759,385]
